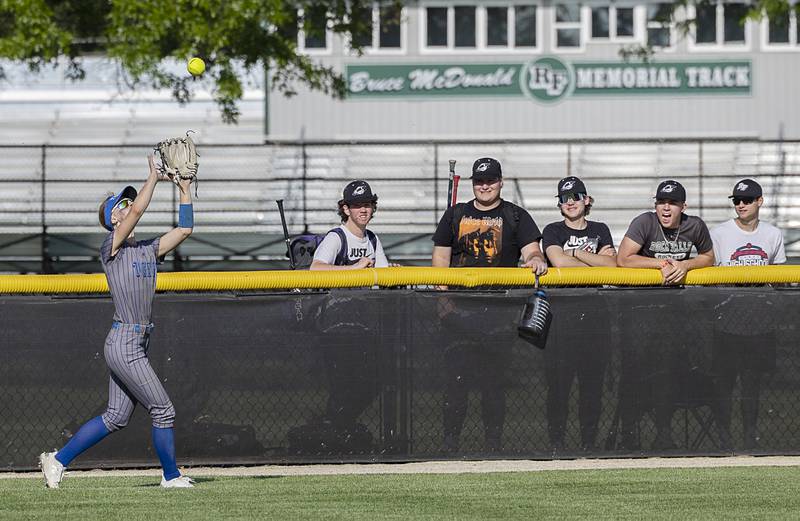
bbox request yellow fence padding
[0,265,799,294]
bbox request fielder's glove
[154,131,199,194]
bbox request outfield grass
[3,466,800,520]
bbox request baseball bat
[447,159,456,208]
[451,172,460,207]
[276,199,295,270]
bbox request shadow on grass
[134,475,283,487]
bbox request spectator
[615,180,714,450]
[311,180,389,270]
[541,176,615,452]
[301,180,388,454]
[542,176,616,268]
[431,157,546,453]
[617,179,714,281]
[710,178,785,449]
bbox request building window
[422,4,539,51]
[690,1,750,48]
[487,7,509,46]
[591,5,635,40]
[616,6,635,37]
[768,10,791,43]
[515,5,538,46]
[554,3,582,49]
[646,2,673,48]
[592,6,610,38]
[695,3,717,43]
[426,7,448,46]
[348,2,404,51]
[487,5,540,49]
[351,6,374,48]
[299,7,330,52]
[379,4,402,48]
[724,3,748,42]
[763,6,800,49]
[455,5,477,47]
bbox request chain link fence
[3,286,799,471]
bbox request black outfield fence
[2,286,799,471]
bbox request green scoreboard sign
[346,57,751,103]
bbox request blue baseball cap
[100,186,137,231]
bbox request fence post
[433,143,439,225]
[40,145,53,274]
[698,141,704,219]
[773,125,786,223]
[302,142,308,234]
[566,142,572,177]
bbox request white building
[269,1,800,140]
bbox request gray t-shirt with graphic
[624,212,713,261]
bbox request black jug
[517,279,552,349]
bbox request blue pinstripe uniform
[100,232,175,432]
[39,231,184,486]
[40,181,194,488]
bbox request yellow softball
[187,57,205,76]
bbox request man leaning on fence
[615,180,715,450]
[430,157,547,454]
[541,176,615,453]
[617,180,714,282]
[710,178,786,450]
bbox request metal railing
[1,138,799,273]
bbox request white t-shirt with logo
[710,219,786,266]
[313,225,389,267]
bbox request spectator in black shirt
[431,157,546,453]
[432,157,547,272]
[541,177,615,452]
[542,176,616,267]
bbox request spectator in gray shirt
[614,180,714,451]
[617,180,714,282]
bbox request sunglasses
[114,198,133,211]
[558,192,587,204]
[732,197,755,206]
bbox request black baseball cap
[729,178,762,199]
[471,157,502,180]
[654,180,686,203]
[342,180,377,205]
[100,185,137,231]
[556,176,587,197]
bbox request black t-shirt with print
[624,211,713,261]
[432,199,542,267]
[541,220,614,263]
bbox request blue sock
[152,426,180,480]
[55,416,111,467]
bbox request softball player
[39,155,195,488]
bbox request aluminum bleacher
[2,139,798,273]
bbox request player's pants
[101,322,175,431]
